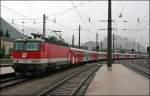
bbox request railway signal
[147,46,150,63]
[147,46,150,57]
[147,46,150,52]
[96,46,99,51]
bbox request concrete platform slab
[85,64,149,95]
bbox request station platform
[85,64,149,95]
[0,66,14,75]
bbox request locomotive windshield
[13,42,24,51]
[13,41,40,51]
[26,42,40,51]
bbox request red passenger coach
[89,51,99,62]
[69,48,86,64]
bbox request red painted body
[12,38,148,75]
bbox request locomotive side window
[13,42,24,51]
[26,42,40,51]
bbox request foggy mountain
[83,35,147,53]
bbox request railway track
[0,75,20,84]
[38,65,101,96]
[0,73,17,86]
[0,73,32,90]
[0,76,30,90]
[0,73,15,78]
[123,61,150,78]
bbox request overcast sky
[1,1,149,48]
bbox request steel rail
[38,65,99,96]
[0,78,30,90]
[123,63,150,78]
[70,65,101,96]
[0,73,15,78]
[0,73,24,84]
[0,76,19,84]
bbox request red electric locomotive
[12,38,70,75]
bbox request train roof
[14,38,45,42]
[98,52,107,54]
[70,47,107,54]
[70,47,88,52]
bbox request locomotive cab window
[26,42,40,51]
[13,42,24,51]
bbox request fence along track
[38,65,101,96]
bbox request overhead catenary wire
[11,23,41,32]
[70,1,89,28]
[2,5,33,20]
[88,1,95,19]
[2,4,74,36]
[24,1,43,15]
[1,1,148,48]
[1,5,47,35]
[78,1,97,31]
[70,0,98,42]
[47,19,74,30]
[120,1,127,16]
[112,0,127,38]
[113,1,123,19]
[33,1,91,20]
[2,1,91,21]
[114,0,127,20]
[87,2,99,30]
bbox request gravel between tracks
[0,64,100,96]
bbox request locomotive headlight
[32,60,36,64]
[13,59,18,63]
[32,59,40,64]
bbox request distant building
[0,18,27,39]
[0,18,27,57]
[0,36,14,56]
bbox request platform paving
[85,64,149,95]
[0,66,14,75]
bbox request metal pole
[134,40,135,52]
[113,33,114,63]
[148,2,150,61]
[79,25,81,48]
[96,32,98,49]
[43,14,46,38]
[21,21,25,35]
[107,0,112,67]
[72,35,74,46]
[149,1,150,61]
[101,40,103,50]
[138,43,139,53]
